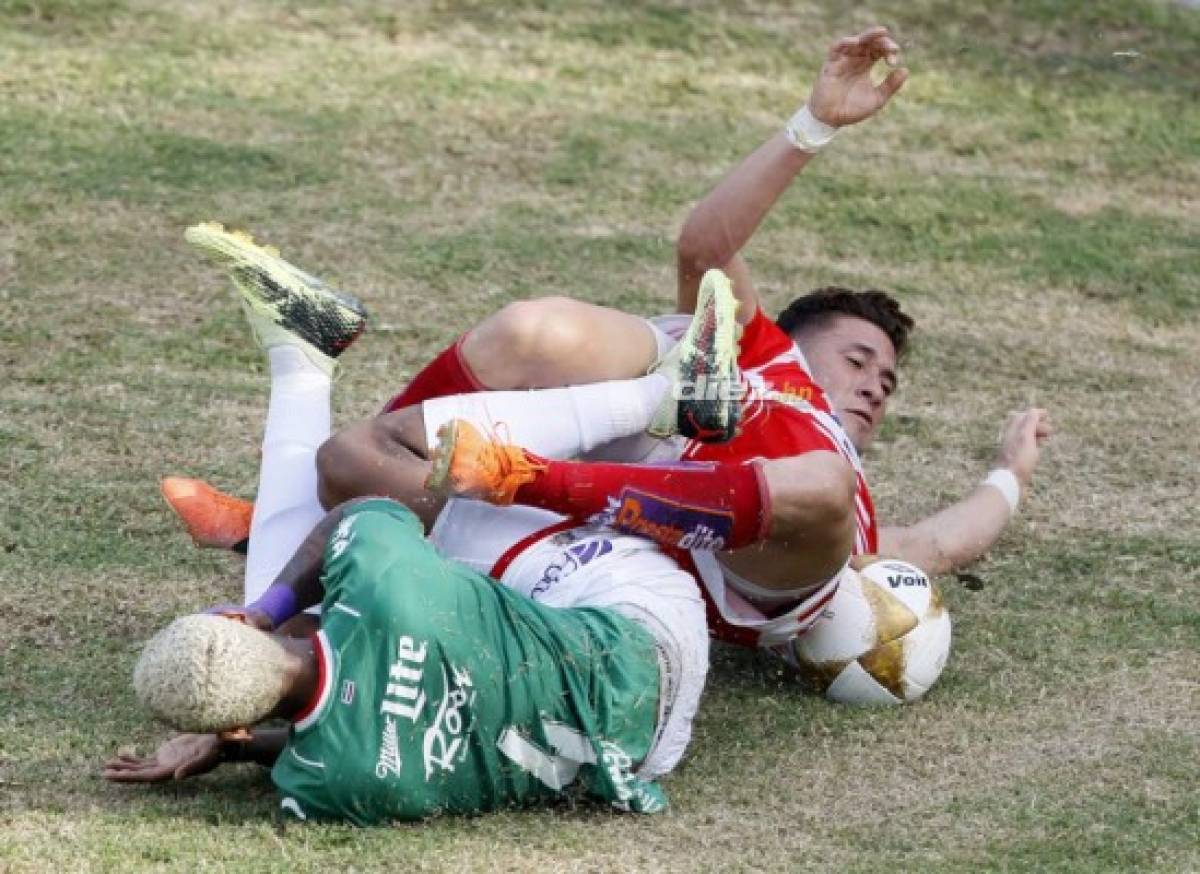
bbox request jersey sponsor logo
[762,381,815,410]
[531,537,614,598]
[600,740,665,814]
[886,571,928,589]
[330,516,357,560]
[600,741,636,807]
[339,679,356,705]
[380,636,427,722]
[591,490,732,551]
[422,664,476,779]
[672,373,744,402]
[375,715,403,780]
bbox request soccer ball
[783,558,952,705]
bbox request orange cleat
[424,420,545,506]
[161,476,253,550]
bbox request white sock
[421,374,669,460]
[244,345,332,603]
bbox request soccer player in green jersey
[105,224,707,824]
[106,495,681,822]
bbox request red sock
[380,335,486,413]
[514,456,770,552]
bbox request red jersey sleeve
[737,306,798,370]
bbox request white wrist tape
[783,104,838,153]
[982,468,1021,517]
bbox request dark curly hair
[775,287,914,360]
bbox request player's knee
[316,429,358,509]
[317,419,390,508]
[464,297,587,388]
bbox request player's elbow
[676,219,728,275]
[762,452,857,549]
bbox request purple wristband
[246,586,299,629]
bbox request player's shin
[244,345,332,602]
[511,456,770,552]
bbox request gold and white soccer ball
[783,558,952,705]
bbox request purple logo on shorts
[532,537,614,597]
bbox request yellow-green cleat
[648,268,742,443]
[185,221,368,376]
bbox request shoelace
[479,421,546,502]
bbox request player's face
[796,315,898,451]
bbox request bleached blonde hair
[132,614,292,733]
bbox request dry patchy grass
[2,1,1198,871]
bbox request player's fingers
[877,67,909,100]
[106,755,150,770]
[854,25,889,42]
[879,37,902,66]
[828,36,857,60]
[104,766,154,782]
[865,33,901,61]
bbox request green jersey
[271,499,668,824]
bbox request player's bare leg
[316,406,445,527]
[460,296,661,390]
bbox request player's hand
[807,26,909,128]
[103,733,222,783]
[994,408,1053,488]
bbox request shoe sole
[185,222,367,359]
[657,269,740,441]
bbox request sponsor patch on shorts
[532,537,614,597]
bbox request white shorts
[430,500,708,781]
[646,312,691,355]
[501,526,708,780]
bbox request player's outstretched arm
[676,26,908,321]
[877,408,1053,575]
[103,729,289,784]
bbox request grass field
[2,0,1198,870]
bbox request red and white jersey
[647,307,878,648]
[682,307,878,556]
[427,307,878,652]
